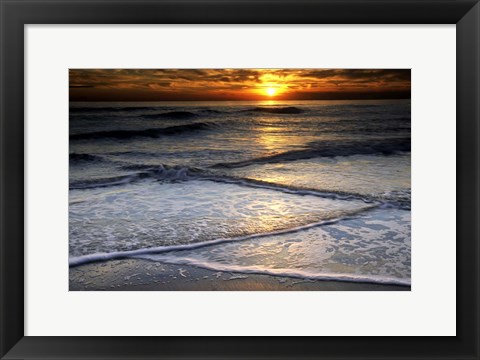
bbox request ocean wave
[242,106,304,114]
[136,256,411,286]
[69,164,197,189]
[346,104,380,109]
[200,109,225,114]
[70,173,152,189]
[212,138,410,168]
[204,176,410,210]
[205,176,375,202]
[68,211,374,268]
[70,107,227,119]
[69,163,409,209]
[70,106,159,113]
[70,122,214,140]
[140,111,198,120]
[69,153,104,163]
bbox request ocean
[69,99,411,286]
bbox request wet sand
[69,259,410,291]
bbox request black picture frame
[1,0,478,359]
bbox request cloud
[69,69,411,101]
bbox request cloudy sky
[69,69,411,101]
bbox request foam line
[69,166,409,209]
[69,163,381,203]
[137,256,412,287]
[69,211,374,268]
[204,176,378,204]
[211,137,411,168]
[206,177,410,210]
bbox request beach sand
[69,259,410,291]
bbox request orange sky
[69,69,411,101]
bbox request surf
[70,122,214,140]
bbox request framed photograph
[1,0,478,359]
[68,68,412,292]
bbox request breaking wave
[70,106,158,113]
[70,107,224,118]
[68,162,409,208]
[70,122,214,140]
[69,164,198,189]
[212,137,410,168]
[242,106,304,114]
[140,111,198,120]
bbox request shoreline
[69,258,410,291]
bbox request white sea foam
[69,215,362,267]
[69,208,410,287]
[224,154,411,205]
[69,179,371,257]
[133,208,411,286]
[140,258,410,286]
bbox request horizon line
[69,97,411,103]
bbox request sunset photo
[69,69,411,291]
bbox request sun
[266,87,277,96]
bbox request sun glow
[70,69,412,102]
[266,87,277,96]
